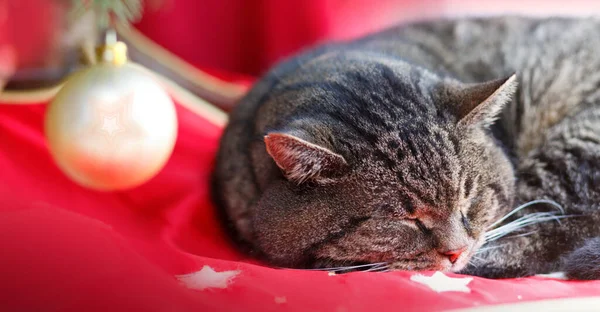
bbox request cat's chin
[410,259,468,273]
[387,260,453,272]
[435,259,465,272]
[448,260,469,273]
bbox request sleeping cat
[212,16,600,279]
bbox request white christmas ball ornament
[45,42,177,191]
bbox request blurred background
[3,0,600,92]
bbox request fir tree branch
[69,0,144,29]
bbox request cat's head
[251,55,517,272]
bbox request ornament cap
[96,41,128,66]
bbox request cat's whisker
[492,214,560,234]
[484,212,575,243]
[475,244,508,254]
[486,215,548,241]
[305,262,389,272]
[511,230,539,238]
[489,212,559,232]
[487,199,565,230]
[467,260,480,268]
[376,268,392,273]
[485,214,556,241]
[364,264,391,272]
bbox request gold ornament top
[95,41,128,66]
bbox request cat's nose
[440,246,467,264]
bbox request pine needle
[69,0,144,29]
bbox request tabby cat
[212,16,600,279]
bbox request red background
[134,0,433,76]
[5,0,600,78]
[2,0,436,79]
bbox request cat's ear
[454,74,517,127]
[264,132,348,184]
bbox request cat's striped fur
[212,16,600,279]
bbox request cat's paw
[564,237,600,280]
[457,265,530,279]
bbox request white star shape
[85,92,145,149]
[410,271,473,293]
[100,115,123,137]
[176,266,240,290]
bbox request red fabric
[3,2,600,311]
[2,94,600,311]
[134,0,431,76]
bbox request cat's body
[212,16,600,279]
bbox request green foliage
[69,0,143,29]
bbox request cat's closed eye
[401,216,431,234]
[412,218,431,234]
[460,211,472,233]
